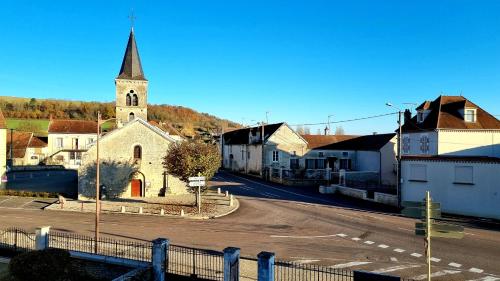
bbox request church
[78,28,187,199]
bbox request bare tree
[304,126,311,135]
[296,125,305,134]
[335,126,345,135]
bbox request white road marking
[411,253,423,258]
[430,257,441,262]
[466,277,500,281]
[390,257,398,262]
[378,244,389,249]
[351,237,361,241]
[20,200,34,208]
[468,268,484,274]
[336,233,347,237]
[393,248,406,253]
[331,261,371,269]
[270,234,338,239]
[373,264,421,273]
[293,259,321,264]
[364,241,375,245]
[0,197,12,205]
[413,270,461,280]
[398,227,413,232]
[449,262,462,268]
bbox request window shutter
[409,164,427,181]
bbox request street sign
[402,208,441,219]
[402,201,440,209]
[189,181,206,187]
[189,176,206,181]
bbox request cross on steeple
[128,10,136,30]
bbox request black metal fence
[275,260,353,281]
[168,244,224,280]
[48,231,152,262]
[0,227,36,254]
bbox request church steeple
[117,29,146,81]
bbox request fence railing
[48,231,153,262]
[275,260,353,281]
[168,244,224,280]
[0,227,36,253]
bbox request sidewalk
[45,190,239,219]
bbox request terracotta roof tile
[6,131,32,158]
[48,119,98,134]
[301,134,359,149]
[28,136,47,148]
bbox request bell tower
[115,28,148,126]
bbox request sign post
[188,174,206,214]
[402,191,464,281]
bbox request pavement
[0,171,499,281]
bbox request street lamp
[386,103,403,208]
[94,112,116,253]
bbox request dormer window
[464,108,476,123]
[417,111,424,123]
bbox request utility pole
[397,110,402,208]
[327,114,334,134]
[426,191,432,281]
[95,111,101,254]
[9,129,13,167]
[261,121,265,179]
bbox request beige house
[222,122,308,178]
[47,119,97,169]
[0,109,6,188]
[401,95,500,219]
[78,118,186,199]
[6,131,48,166]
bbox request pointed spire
[117,29,146,80]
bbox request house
[222,123,308,178]
[312,133,397,187]
[401,95,500,219]
[0,109,6,188]
[47,119,98,169]
[6,131,48,166]
[78,27,187,199]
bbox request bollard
[180,209,185,216]
[121,206,126,213]
[81,202,84,212]
[225,190,229,197]
[160,209,165,216]
[230,195,234,207]
[257,252,275,281]
[139,207,143,214]
[152,238,169,281]
[218,187,221,194]
[35,226,51,250]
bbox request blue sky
[1,1,499,134]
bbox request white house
[401,95,500,219]
[47,119,98,169]
[6,131,48,166]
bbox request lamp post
[386,103,403,208]
[94,112,116,254]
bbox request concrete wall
[437,130,500,157]
[402,131,438,156]
[0,128,6,188]
[115,79,148,126]
[79,120,187,199]
[401,159,500,219]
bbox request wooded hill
[0,96,239,138]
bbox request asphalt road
[0,171,499,281]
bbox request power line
[289,112,398,127]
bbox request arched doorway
[130,171,146,197]
[129,112,135,122]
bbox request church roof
[117,29,147,81]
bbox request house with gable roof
[401,95,500,219]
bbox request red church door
[131,179,142,197]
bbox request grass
[0,189,59,198]
[5,118,49,137]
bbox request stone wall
[115,79,148,126]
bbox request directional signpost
[401,191,464,281]
[189,175,206,214]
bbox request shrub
[8,249,72,281]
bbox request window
[290,159,300,169]
[69,152,75,160]
[241,150,245,160]
[134,145,142,160]
[409,164,427,182]
[72,138,79,150]
[247,151,250,159]
[272,150,279,162]
[464,109,476,122]
[126,94,131,106]
[132,94,139,106]
[129,112,135,121]
[417,111,424,123]
[31,156,38,160]
[341,151,349,158]
[318,152,324,158]
[339,159,351,170]
[291,151,297,157]
[454,166,473,184]
[56,138,63,148]
[305,159,316,169]
[420,135,429,154]
[316,159,326,169]
[403,136,410,154]
[87,138,94,145]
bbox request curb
[211,198,240,219]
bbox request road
[1,171,499,280]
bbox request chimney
[404,109,412,125]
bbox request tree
[304,126,311,135]
[335,126,345,135]
[163,140,221,210]
[296,125,305,134]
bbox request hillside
[0,96,239,138]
